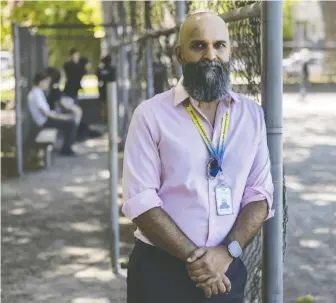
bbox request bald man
[122,12,274,303]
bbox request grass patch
[0,74,98,103]
[0,90,15,102]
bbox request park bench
[34,128,58,169]
[22,109,58,170]
[1,111,58,177]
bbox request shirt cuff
[240,186,274,220]
[122,189,163,220]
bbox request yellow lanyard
[184,102,230,167]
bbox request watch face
[228,241,242,258]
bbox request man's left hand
[186,246,233,287]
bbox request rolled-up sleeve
[240,108,274,220]
[122,103,163,221]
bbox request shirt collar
[173,77,240,107]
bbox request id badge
[215,185,233,216]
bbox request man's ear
[175,46,184,64]
[229,44,232,56]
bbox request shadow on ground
[1,136,134,303]
[282,103,336,303]
[1,93,336,303]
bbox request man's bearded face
[182,59,231,102]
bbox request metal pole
[130,43,137,106]
[145,1,154,99]
[130,1,137,109]
[107,77,120,275]
[176,0,186,24]
[261,1,283,303]
[119,43,128,138]
[146,39,154,99]
[12,23,23,177]
[175,0,186,78]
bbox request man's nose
[203,46,217,61]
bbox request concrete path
[2,92,335,302]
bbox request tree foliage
[1,0,102,69]
[1,0,293,69]
[283,0,294,41]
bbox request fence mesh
[120,2,288,302]
[225,10,264,303]
[16,26,48,143]
[12,1,287,300]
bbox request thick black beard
[182,59,231,102]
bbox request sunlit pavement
[1,92,335,302]
[282,92,335,303]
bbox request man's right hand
[196,274,231,298]
[186,247,231,298]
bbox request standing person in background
[63,48,83,100]
[63,50,101,140]
[300,60,310,102]
[96,54,116,121]
[299,48,310,102]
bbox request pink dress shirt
[122,79,274,248]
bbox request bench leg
[44,145,53,169]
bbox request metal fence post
[130,1,138,110]
[145,1,154,99]
[261,1,284,302]
[106,69,120,275]
[175,0,186,78]
[145,39,154,99]
[130,40,137,108]
[12,23,23,177]
[120,38,128,147]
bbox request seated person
[28,72,79,156]
[45,67,82,126]
[48,64,101,141]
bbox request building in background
[291,0,325,48]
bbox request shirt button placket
[206,177,217,246]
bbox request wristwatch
[223,238,243,259]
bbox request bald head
[176,12,231,64]
[175,12,232,102]
[178,12,229,46]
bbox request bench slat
[35,129,58,144]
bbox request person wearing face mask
[122,11,274,303]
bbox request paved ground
[282,93,336,303]
[2,92,336,303]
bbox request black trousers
[127,240,247,303]
[44,116,78,152]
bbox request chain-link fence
[11,1,286,300]
[11,24,49,175]
[111,1,287,302]
[11,23,112,175]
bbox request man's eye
[215,43,226,49]
[193,43,204,49]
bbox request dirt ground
[1,92,335,303]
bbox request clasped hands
[186,246,233,298]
